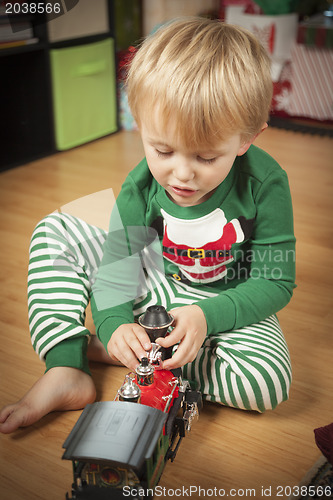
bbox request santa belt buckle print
[163,247,230,259]
[163,246,230,259]
[187,248,205,259]
[184,248,230,259]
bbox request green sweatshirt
[91,145,296,350]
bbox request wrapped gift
[288,44,333,121]
[224,5,298,81]
[271,61,292,117]
[297,14,333,49]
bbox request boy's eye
[156,149,173,158]
[197,156,217,164]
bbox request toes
[0,368,97,434]
[0,404,32,434]
[0,404,14,424]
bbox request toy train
[63,306,202,499]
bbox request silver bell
[135,357,154,386]
[119,374,141,403]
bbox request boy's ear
[237,123,268,156]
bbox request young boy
[0,18,295,434]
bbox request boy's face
[140,119,253,208]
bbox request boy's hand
[156,305,207,370]
[107,324,151,371]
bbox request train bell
[136,357,154,386]
[119,374,141,403]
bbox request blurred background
[1,0,332,171]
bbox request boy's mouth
[170,185,197,197]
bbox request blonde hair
[126,17,273,148]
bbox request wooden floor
[0,128,332,499]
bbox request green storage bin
[50,38,118,150]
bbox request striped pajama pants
[28,212,292,413]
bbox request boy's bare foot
[0,366,96,434]
[0,336,122,434]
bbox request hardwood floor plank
[0,128,332,499]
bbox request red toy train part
[63,305,202,499]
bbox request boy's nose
[173,161,195,182]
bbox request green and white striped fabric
[28,212,291,412]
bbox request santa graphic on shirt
[160,208,252,284]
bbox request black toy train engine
[63,306,202,499]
